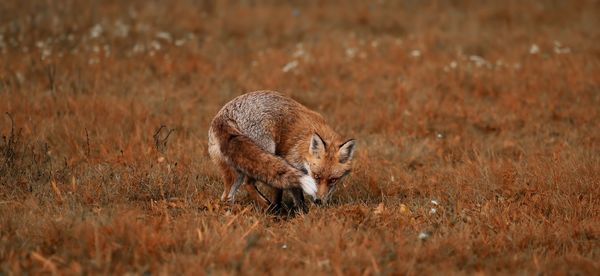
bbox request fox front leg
[291,188,308,214]
[267,188,284,214]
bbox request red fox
[208,91,356,211]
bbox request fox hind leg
[226,173,244,204]
[217,161,244,204]
[217,162,236,202]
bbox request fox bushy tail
[213,119,317,199]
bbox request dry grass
[1,0,599,274]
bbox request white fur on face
[299,175,317,200]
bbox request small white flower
[431,200,439,205]
[318,259,331,268]
[132,43,145,53]
[41,48,51,60]
[114,20,130,38]
[282,60,299,73]
[156,31,172,42]
[513,63,522,70]
[15,72,25,84]
[150,40,161,51]
[410,49,421,58]
[292,43,306,58]
[553,41,571,54]
[90,24,103,38]
[429,208,437,215]
[529,44,540,54]
[281,244,288,249]
[469,55,489,68]
[292,48,305,58]
[554,40,563,48]
[346,47,357,59]
[175,39,186,46]
[418,231,429,240]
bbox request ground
[1,0,599,274]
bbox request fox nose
[314,198,322,205]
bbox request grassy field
[1,0,599,274]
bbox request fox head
[304,133,356,204]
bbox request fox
[207,91,356,212]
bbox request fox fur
[208,91,356,210]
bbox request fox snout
[297,174,328,204]
[300,175,333,205]
[315,182,334,205]
[300,174,337,205]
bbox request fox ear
[310,133,325,158]
[338,139,356,163]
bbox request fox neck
[284,132,314,168]
[276,110,340,168]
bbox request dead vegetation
[1,0,599,274]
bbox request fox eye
[328,178,339,184]
[313,174,321,181]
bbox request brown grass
[1,0,599,274]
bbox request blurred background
[1,0,599,274]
